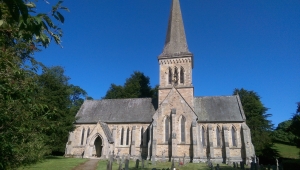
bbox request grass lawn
[273,143,300,159]
[96,160,243,170]
[18,156,88,170]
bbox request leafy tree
[104,71,156,99]
[290,102,300,148]
[233,88,274,156]
[272,120,296,145]
[0,0,71,169]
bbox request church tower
[158,0,194,107]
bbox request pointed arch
[231,126,237,147]
[216,126,222,147]
[81,127,85,145]
[180,67,184,84]
[126,127,130,145]
[121,127,124,145]
[168,67,172,84]
[165,116,170,142]
[201,126,207,146]
[180,116,186,143]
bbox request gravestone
[183,153,186,165]
[236,162,239,168]
[271,165,276,170]
[162,151,166,162]
[250,162,255,170]
[125,159,129,170]
[121,155,125,164]
[118,160,122,170]
[240,162,245,170]
[135,159,140,168]
[216,164,220,170]
[233,162,236,168]
[179,158,181,166]
[152,168,157,170]
[152,155,156,166]
[171,159,175,170]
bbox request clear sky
[35,0,300,128]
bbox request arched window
[86,128,90,144]
[126,128,130,145]
[165,117,170,142]
[180,67,184,84]
[216,126,222,147]
[181,116,186,143]
[81,128,85,145]
[174,67,178,84]
[168,68,172,84]
[121,128,124,145]
[202,126,206,146]
[232,126,237,147]
[141,127,144,146]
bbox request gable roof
[76,98,156,123]
[194,95,246,122]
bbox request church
[65,0,255,164]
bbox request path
[72,159,99,170]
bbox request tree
[0,1,70,168]
[272,120,296,145]
[290,102,300,148]
[103,71,156,99]
[233,88,274,156]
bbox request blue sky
[35,0,300,128]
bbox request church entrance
[94,136,103,157]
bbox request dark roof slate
[76,98,156,123]
[194,95,245,122]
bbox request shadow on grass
[44,156,65,159]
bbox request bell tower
[158,0,194,107]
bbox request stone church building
[65,0,255,163]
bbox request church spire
[159,0,192,59]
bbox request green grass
[18,156,88,170]
[96,160,243,170]
[273,143,300,159]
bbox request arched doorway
[94,136,103,157]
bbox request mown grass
[96,160,243,170]
[18,156,88,170]
[273,143,300,159]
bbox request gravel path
[72,159,99,170]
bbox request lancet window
[231,126,237,147]
[165,117,170,142]
[121,128,124,145]
[180,67,184,84]
[86,128,90,144]
[168,68,172,84]
[202,126,206,146]
[216,126,222,146]
[126,128,130,145]
[174,67,178,84]
[181,116,186,143]
[81,128,85,145]
[141,127,144,146]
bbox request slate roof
[99,122,114,143]
[75,98,156,123]
[194,95,246,122]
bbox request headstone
[240,162,245,170]
[183,153,186,165]
[171,159,175,170]
[135,159,140,168]
[271,165,276,170]
[179,158,181,166]
[118,160,122,170]
[109,154,113,170]
[139,151,142,161]
[121,154,125,164]
[233,162,236,168]
[140,159,144,168]
[152,155,156,166]
[216,164,220,170]
[152,168,157,170]
[125,159,129,170]
[267,164,271,170]
[162,151,166,162]
[236,162,239,168]
[250,162,255,170]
